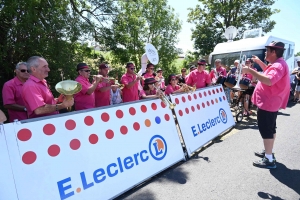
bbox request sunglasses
[20,69,29,73]
[82,70,91,72]
[171,79,177,81]
[198,63,205,66]
[130,67,135,70]
[148,68,154,70]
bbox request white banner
[169,85,235,156]
[3,99,185,200]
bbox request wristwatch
[24,107,27,112]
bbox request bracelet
[55,104,58,111]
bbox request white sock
[265,154,273,162]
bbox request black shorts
[244,86,255,95]
[257,108,278,139]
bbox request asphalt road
[116,101,300,200]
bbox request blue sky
[168,0,300,54]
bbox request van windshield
[211,49,265,71]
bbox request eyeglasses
[149,68,154,70]
[82,70,91,72]
[19,69,29,73]
[130,68,135,70]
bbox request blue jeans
[224,87,231,103]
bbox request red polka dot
[151,103,157,110]
[207,101,210,106]
[216,88,219,93]
[48,145,60,157]
[120,126,128,135]
[182,96,186,103]
[188,95,192,101]
[175,98,180,105]
[17,128,32,141]
[89,134,98,144]
[208,90,211,95]
[116,110,124,118]
[141,105,147,113]
[211,99,214,105]
[204,91,207,97]
[84,116,94,126]
[133,122,140,131]
[161,101,166,108]
[220,87,223,92]
[223,96,226,100]
[106,130,114,139]
[65,120,76,130]
[101,113,110,122]
[178,110,183,116]
[70,139,81,150]
[197,104,201,110]
[202,102,206,108]
[199,92,202,98]
[191,106,195,112]
[43,124,56,135]
[22,151,37,165]
[185,108,189,114]
[129,107,136,115]
[193,94,197,99]
[164,114,170,121]
[212,89,215,94]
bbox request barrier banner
[169,85,235,156]
[3,99,185,200]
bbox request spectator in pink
[74,63,102,110]
[155,68,166,91]
[165,74,182,95]
[22,56,74,118]
[209,59,227,82]
[242,41,290,169]
[2,62,29,122]
[95,63,115,107]
[141,63,156,86]
[121,62,143,102]
[139,78,161,99]
[186,59,212,89]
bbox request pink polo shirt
[2,77,28,122]
[121,73,139,103]
[252,58,290,112]
[139,89,156,99]
[74,75,95,110]
[243,67,257,86]
[165,85,180,95]
[186,70,211,89]
[22,75,58,119]
[209,67,227,81]
[95,81,111,107]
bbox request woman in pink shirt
[74,63,103,111]
[139,78,161,99]
[165,74,182,95]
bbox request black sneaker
[253,157,276,169]
[254,150,276,161]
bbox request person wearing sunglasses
[209,59,227,83]
[139,78,162,99]
[2,62,29,122]
[74,62,103,111]
[186,59,212,89]
[121,62,143,102]
[141,63,156,86]
[22,56,74,118]
[165,74,182,95]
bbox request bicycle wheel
[236,111,244,122]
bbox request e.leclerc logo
[191,108,227,137]
[57,135,167,200]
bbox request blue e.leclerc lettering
[191,109,227,137]
[57,140,157,200]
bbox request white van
[209,35,295,73]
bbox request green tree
[187,0,279,55]
[296,52,300,56]
[108,0,182,76]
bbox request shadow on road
[257,191,284,200]
[116,189,156,200]
[269,162,300,196]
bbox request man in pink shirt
[242,41,290,169]
[95,63,115,107]
[186,59,212,89]
[74,63,103,110]
[2,62,29,122]
[121,62,143,102]
[22,56,74,118]
[209,59,227,82]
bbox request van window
[211,49,265,71]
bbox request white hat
[234,60,240,64]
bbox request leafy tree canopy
[188,0,279,55]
